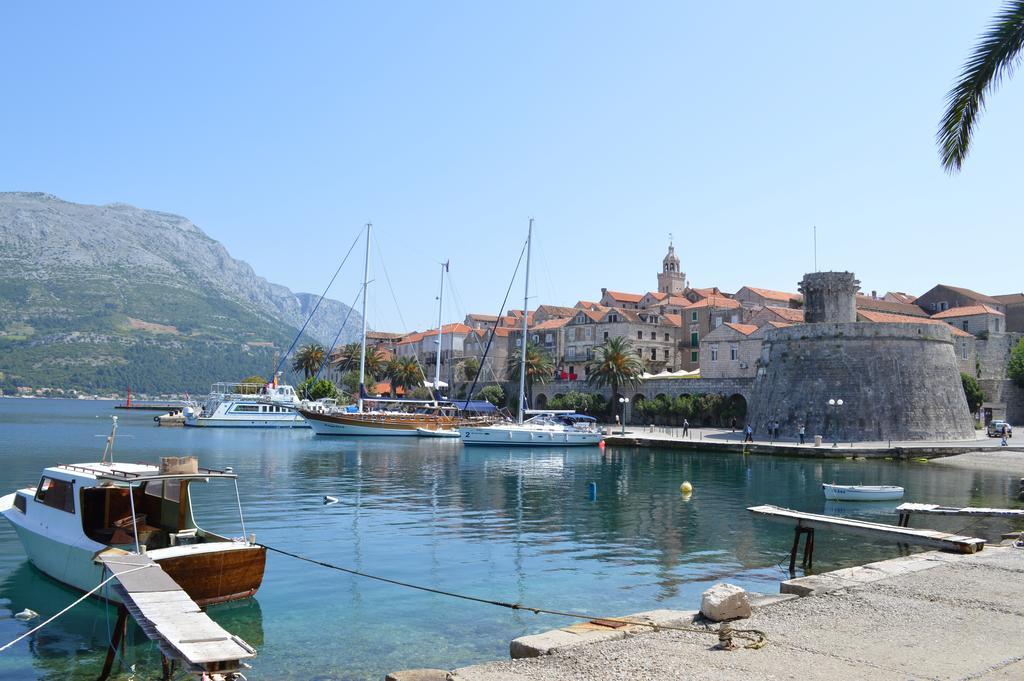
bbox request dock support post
[97,606,128,681]
[789,524,815,574]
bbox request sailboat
[297,225,489,436]
[459,220,602,447]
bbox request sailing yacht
[460,219,603,447]
[298,225,488,436]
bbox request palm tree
[384,356,423,397]
[330,342,362,372]
[586,336,644,410]
[292,343,326,379]
[938,1,1024,172]
[507,341,555,408]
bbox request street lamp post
[828,398,844,447]
[618,397,630,436]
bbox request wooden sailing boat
[298,224,489,436]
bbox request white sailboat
[298,225,480,435]
[460,219,602,447]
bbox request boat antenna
[357,222,371,413]
[101,416,118,465]
[433,260,449,401]
[517,219,533,424]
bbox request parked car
[987,420,1013,438]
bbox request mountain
[0,192,362,394]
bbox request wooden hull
[156,546,266,606]
[300,408,479,436]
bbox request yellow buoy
[680,481,693,494]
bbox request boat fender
[324,495,339,505]
[14,609,38,621]
[680,481,693,494]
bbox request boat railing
[57,463,234,480]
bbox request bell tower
[657,235,687,295]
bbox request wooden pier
[896,502,1024,527]
[97,552,256,679]
[748,504,986,573]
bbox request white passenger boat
[185,381,307,428]
[459,220,600,448]
[0,418,265,606]
[822,483,905,501]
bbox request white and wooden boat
[459,220,600,448]
[822,483,905,501]
[416,427,462,438]
[0,418,265,606]
[185,380,307,428]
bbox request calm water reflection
[0,399,1019,679]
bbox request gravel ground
[450,548,1024,681]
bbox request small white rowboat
[416,427,462,438]
[822,483,905,501]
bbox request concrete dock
[392,544,1024,680]
[602,426,1024,458]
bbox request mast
[517,219,533,424]
[433,260,448,395]
[357,223,371,413]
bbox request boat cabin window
[233,405,260,413]
[35,477,75,513]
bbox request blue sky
[2,2,1021,333]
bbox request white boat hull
[184,414,308,428]
[822,484,905,501]
[460,426,602,446]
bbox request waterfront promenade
[445,544,1024,680]
[602,425,1024,458]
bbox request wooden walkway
[748,504,986,573]
[896,502,1024,527]
[97,552,256,677]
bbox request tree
[1008,338,1024,386]
[507,341,555,407]
[292,343,326,379]
[585,336,644,412]
[298,377,339,401]
[385,356,423,397]
[938,1,1024,172]
[961,373,985,414]
[461,357,481,382]
[476,384,506,407]
[331,342,362,371]
[237,375,267,394]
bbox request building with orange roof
[993,292,1024,332]
[930,304,1005,336]
[699,321,763,379]
[393,322,472,388]
[733,286,802,310]
[752,305,805,325]
[855,294,928,318]
[599,289,644,309]
[563,305,683,377]
[915,284,1005,316]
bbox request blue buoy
[588,482,598,500]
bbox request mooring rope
[0,563,155,653]
[260,543,767,649]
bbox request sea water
[0,399,1017,680]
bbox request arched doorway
[535,393,548,409]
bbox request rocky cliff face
[0,192,362,393]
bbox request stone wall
[748,322,974,441]
[799,272,858,323]
[533,377,754,404]
[978,379,1024,425]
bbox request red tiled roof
[574,308,606,323]
[856,295,928,317]
[466,313,499,321]
[531,318,571,330]
[724,322,758,336]
[687,295,741,309]
[857,310,975,337]
[662,313,682,327]
[931,305,1004,319]
[761,307,805,322]
[739,286,803,302]
[644,291,668,301]
[762,321,794,329]
[688,287,721,298]
[884,292,917,304]
[535,305,577,318]
[575,300,602,310]
[993,293,1024,305]
[931,285,1000,305]
[603,290,644,303]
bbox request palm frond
[938,1,1024,172]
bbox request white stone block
[699,583,752,621]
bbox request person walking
[730,417,737,433]
[744,424,753,443]
[682,418,690,437]
[1002,423,1009,447]
[799,424,806,445]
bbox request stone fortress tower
[657,238,687,295]
[747,271,975,442]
